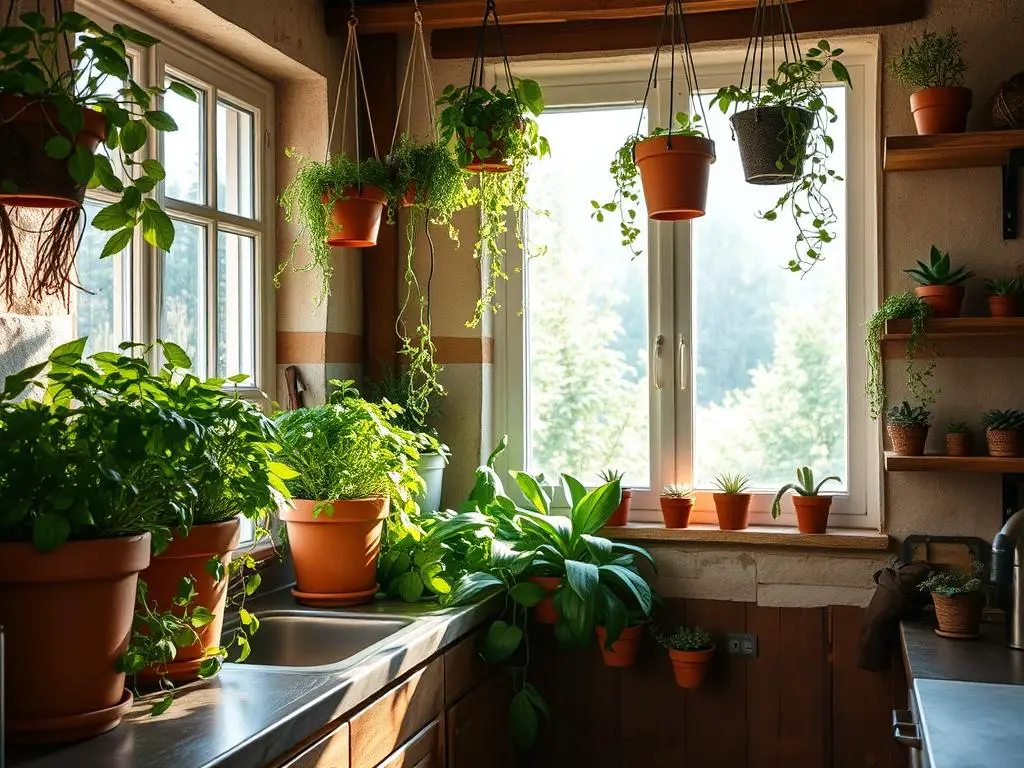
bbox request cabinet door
[446,673,513,768]
[375,717,443,768]
[278,722,350,768]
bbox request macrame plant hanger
[738,0,803,109]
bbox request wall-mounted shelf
[883,317,1024,341]
[885,453,1024,473]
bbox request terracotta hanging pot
[887,424,929,456]
[792,495,833,534]
[946,432,970,457]
[528,576,563,624]
[0,94,108,208]
[0,534,150,744]
[988,295,1021,318]
[914,285,965,318]
[931,592,984,638]
[463,121,522,173]
[660,496,694,529]
[605,488,632,527]
[910,87,972,135]
[281,497,388,607]
[713,493,752,531]
[138,519,241,684]
[633,134,715,220]
[730,106,814,185]
[986,429,1022,458]
[596,624,643,668]
[668,646,715,689]
[322,185,388,248]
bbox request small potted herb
[600,469,630,526]
[711,472,753,531]
[865,291,936,421]
[771,466,841,534]
[886,401,931,456]
[919,562,986,638]
[904,245,973,318]
[660,484,695,529]
[656,625,714,689]
[888,28,970,135]
[945,422,971,457]
[985,276,1023,318]
[982,409,1024,458]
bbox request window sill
[599,522,890,552]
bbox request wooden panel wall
[524,600,906,768]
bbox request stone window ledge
[599,522,890,553]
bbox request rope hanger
[465,0,519,111]
[390,0,438,149]
[739,0,802,100]
[326,0,378,163]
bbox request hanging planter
[322,185,389,248]
[730,106,814,184]
[594,0,715,257]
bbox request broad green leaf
[564,559,599,603]
[32,513,70,552]
[114,23,159,47]
[145,110,178,132]
[509,689,539,751]
[561,474,588,509]
[101,229,133,258]
[610,541,657,571]
[141,207,175,250]
[599,564,653,616]
[161,341,192,369]
[68,145,95,184]
[581,534,613,562]
[92,202,131,231]
[597,589,627,647]
[120,120,148,154]
[480,620,522,662]
[44,136,72,159]
[49,337,87,364]
[831,60,852,87]
[192,606,215,627]
[150,693,174,716]
[509,470,550,514]
[508,580,547,607]
[571,480,621,537]
[141,158,166,180]
[424,512,491,543]
[268,461,299,480]
[168,80,198,101]
[445,572,505,606]
[396,571,424,602]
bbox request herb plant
[918,561,985,597]
[771,466,840,519]
[982,409,1024,431]
[865,291,936,420]
[886,401,931,428]
[888,28,967,90]
[662,484,694,498]
[986,276,1023,296]
[655,624,713,652]
[712,472,752,494]
[904,245,973,286]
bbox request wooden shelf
[884,130,1024,172]
[885,453,1024,473]
[883,317,1024,340]
[599,523,890,551]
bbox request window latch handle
[678,335,687,391]
[653,334,664,390]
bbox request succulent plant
[711,472,752,495]
[599,469,625,484]
[982,409,1024,431]
[661,484,694,498]
[886,401,931,427]
[985,276,1024,296]
[904,245,974,286]
[771,466,841,518]
[946,422,969,433]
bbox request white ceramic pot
[415,452,448,511]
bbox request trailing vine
[865,291,936,420]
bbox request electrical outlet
[726,633,758,657]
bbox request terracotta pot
[668,646,715,689]
[138,519,241,683]
[660,496,694,529]
[633,134,715,220]
[914,284,965,318]
[281,497,388,606]
[322,185,388,248]
[596,624,643,668]
[987,429,1022,458]
[529,576,562,624]
[0,534,150,743]
[988,295,1021,317]
[713,493,751,531]
[910,86,972,135]
[932,592,984,637]
[0,94,108,208]
[605,488,631,527]
[730,106,814,185]
[946,432,970,457]
[792,495,833,534]
[887,424,929,456]
[400,182,417,208]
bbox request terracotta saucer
[935,627,981,640]
[292,583,380,607]
[8,688,133,744]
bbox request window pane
[164,76,206,205]
[217,231,256,381]
[525,107,651,488]
[692,86,848,491]
[77,201,129,355]
[217,99,255,218]
[160,220,207,377]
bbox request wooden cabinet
[446,672,513,768]
[278,722,350,768]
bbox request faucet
[992,508,1024,649]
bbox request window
[496,41,880,528]
[72,1,274,394]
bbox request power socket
[726,633,758,657]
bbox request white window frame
[495,37,881,530]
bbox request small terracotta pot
[792,495,833,534]
[400,182,417,208]
[463,122,521,173]
[713,493,751,531]
[281,497,388,606]
[633,134,715,220]
[668,646,715,689]
[988,295,1021,317]
[660,496,694,529]
[605,489,631,527]
[987,429,1022,458]
[946,432,970,457]
[730,106,813,185]
[322,185,388,248]
[529,576,563,624]
[0,534,151,743]
[932,592,984,637]
[910,86,973,135]
[596,624,643,668]
[887,423,929,456]
[138,519,241,683]
[914,284,965,318]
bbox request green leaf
[114,23,160,47]
[168,80,198,101]
[92,202,132,231]
[205,555,226,582]
[597,589,627,647]
[481,620,523,662]
[396,571,424,602]
[161,341,192,369]
[571,481,622,536]
[198,657,222,678]
[445,572,505,606]
[145,110,178,132]
[150,693,174,717]
[101,229,133,258]
[510,470,550,514]
[599,564,652,615]
[142,158,166,180]
[565,559,600,603]
[92,154,124,193]
[120,120,148,154]
[508,580,547,607]
[831,60,852,87]
[191,606,215,627]
[44,136,72,159]
[68,145,95,185]
[32,513,70,552]
[141,207,175,250]
[244,572,262,596]
[509,689,539,751]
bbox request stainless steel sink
[226,610,413,671]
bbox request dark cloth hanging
[857,561,932,671]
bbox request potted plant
[596,615,645,669]
[657,625,714,689]
[0,10,187,303]
[982,409,1024,458]
[601,469,631,527]
[904,245,973,318]
[986,277,1023,317]
[888,28,970,135]
[865,291,936,421]
[945,422,971,457]
[274,380,423,607]
[771,466,841,534]
[660,484,695,529]
[711,472,753,531]
[919,562,986,638]
[886,401,931,456]
[593,112,714,256]
[712,40,852,273]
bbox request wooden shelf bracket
[1003,148,1024,239]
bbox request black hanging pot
[730,105,813,186]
